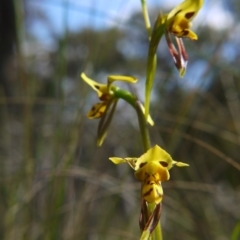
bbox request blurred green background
[0,0,240,239]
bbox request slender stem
[145,14,165,119]
[145,54,157,119]
[113,88,137,108]
[154,221,162,239]
[113,90,151,151]
[135,101,151,152]
[141,0,153,120]
[140,1,163,239]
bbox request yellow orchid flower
[110,145,188,172]
[161,0,204,77]
[109,145,189,203]
[81,72,154,145]
[134,145,188,181]
[166,0,204,40]
[81,73,154,124]
[81,73,137,118]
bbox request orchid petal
[142,177,163,204]
[135,161,170,182]
[81,72,108,98]
[167,0,204,40]
[109,157,138,170]
[135,145,175,171]
[107,75,138,85]
[87,102,108,119]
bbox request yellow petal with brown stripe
[87,102,108,119]
[167,0,204,40]
[142,176,163,204]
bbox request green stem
[113,88,137,108]
[113,89,151,152]
[145,54,157,119]
[145,14,165,119]
[140,1,163,239]
[135,101,151,152]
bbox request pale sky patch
[29,0,234,45]
[202,1,234,30]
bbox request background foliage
[0,0,240,239]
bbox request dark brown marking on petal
[147,180,150,184]
[159,161,168,167]
[139,162,147,168]
[94,85,100,89]
[174,9,182,17]
[100,95,106,101]
[145,172,150,178]
[91,106,96,111]
[183,30,189,36]
[100,94,112,101]
[185,12,195,19]
[143,188,153,197]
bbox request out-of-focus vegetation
[0,0,240,239]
